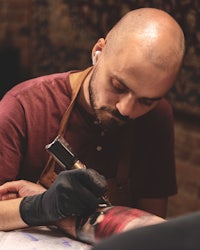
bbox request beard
[88,68,131,130]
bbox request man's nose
[116,94,136,119]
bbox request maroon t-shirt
[0,69,177,201]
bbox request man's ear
[91,38,106,64]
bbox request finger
[78,169,107,197]
[58,181,98,217]
[59,169,107,197]
[1,193,18,200]
[75,184,99,216]
[0,181,20,195]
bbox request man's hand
[20,169,107,226]
[0,180,46,200]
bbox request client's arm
[0,198,27,230]
[0,169,107,231]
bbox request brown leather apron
[38,66,134,207]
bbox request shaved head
[85,8,185,125]
[105,8,185,73]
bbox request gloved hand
[19,169,107,226]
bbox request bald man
[0,8,185,231]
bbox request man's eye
[112,79,127,93]
[139,98,154,106]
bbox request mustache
[99,106,131,122]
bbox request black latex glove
[19,169,107,226]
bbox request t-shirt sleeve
[0,93,26,184]
[132,99,177,198]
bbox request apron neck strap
[58,66,93,136]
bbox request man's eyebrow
[115,76,163,101]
